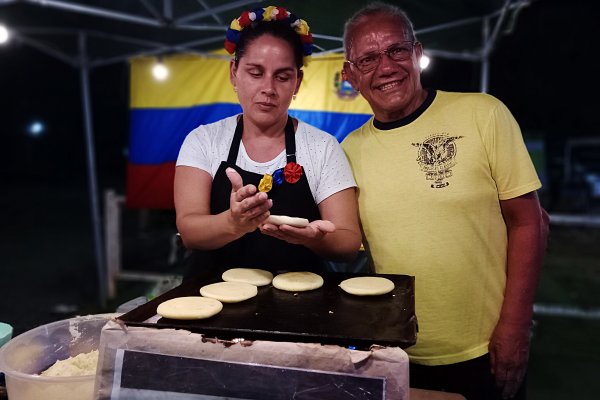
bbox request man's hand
[489,320,531,399]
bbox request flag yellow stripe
[130,54,237,108]
[130,53,373,114]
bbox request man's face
[344,14,423,122]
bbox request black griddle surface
[118,272,416,350]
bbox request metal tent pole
[480,0,516,93]
[78,32,107,307]
[480,17,490,93]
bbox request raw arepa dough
[272,271,324,292]
[157,296,223,320]
[222,268,274,286]
[339,276,395,296]
[266,215,309,227]
[199,281,258,303]
[40,349,99,377]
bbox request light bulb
[420,55,430,70]
[152,61,169,81]
[27,120,46,137]
[0,25,10,44]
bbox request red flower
[275,7,288,20]
[284,162,302,184]
[224,40,236,54]
[301,32,313,44]
[238,11,252,27]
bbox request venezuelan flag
[127,52,372,209]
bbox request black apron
[209,115,323,273]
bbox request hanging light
[420,55,430,70]
[26,120,46,137]
[0,24,10,44]
[152,57,169,81]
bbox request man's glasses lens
[352,42,415,73]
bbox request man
[341,3,549,399]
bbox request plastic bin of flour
[0,314,116,400]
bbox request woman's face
[230,34,302,130]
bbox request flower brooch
[258,162,302,193]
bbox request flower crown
[224,5,313,58]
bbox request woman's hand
[226,168,272,234]
[259,220,336,245]
[259,187,361,262]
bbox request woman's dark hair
[234,21,304,69]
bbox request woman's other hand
[260,220,336,244]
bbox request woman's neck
[243,116,287,139]
[241,115,288,163]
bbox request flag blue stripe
[288,109,371,142]
[129,104,371,164]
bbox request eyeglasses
[346,41,418,74]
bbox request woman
[174,6,361,273]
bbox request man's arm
[490,191,549,398]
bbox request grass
[527,226,600,399]
[528,317,600,399]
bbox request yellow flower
[262,6,277,21]
[258,174,273,192]
[230,19,242,31]
[295,19,310,36]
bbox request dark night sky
[1,0,599,203]
[1,50,130,189]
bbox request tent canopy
[1,0,533,68]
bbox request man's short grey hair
[343,2,416,56]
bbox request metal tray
[118,272,417,350]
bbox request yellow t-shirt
[342,90,541,366]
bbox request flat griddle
[118,272,417,350]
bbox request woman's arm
[174,166,271,250]
[309,187,362,261]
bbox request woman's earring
[233,87,238,93]
[292,94,297,100]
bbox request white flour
[40,349,99,377]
